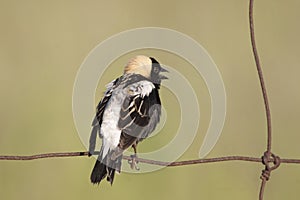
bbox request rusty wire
[249,0,272,154]
[249,0,280,199]
[1,153,300,165]
[0,0,298,200]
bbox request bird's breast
[100,88,125,150]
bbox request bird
[88,55,168,185]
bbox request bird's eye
[153,66,160,73]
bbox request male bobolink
[89,55,167,185]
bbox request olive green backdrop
[1,0,300,200]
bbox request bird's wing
[118,80,161,150]
[89,78,119,154]
[92,78,119,128]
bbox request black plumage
[89,56,167,185]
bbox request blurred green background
[1,0,300,199]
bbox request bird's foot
[128,154,140,171]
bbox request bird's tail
[90,151,122,185]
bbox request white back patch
[127,80,155,98]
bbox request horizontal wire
[1,152,300,166]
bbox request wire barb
[260,151,281,181]
[259,152,281,200]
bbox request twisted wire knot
[260,151,281,181]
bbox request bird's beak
[160,67,169,79]
[159,74,168,80]
[160,67,169,73]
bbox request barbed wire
[0,0,298,200]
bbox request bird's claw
[128,154,140,170]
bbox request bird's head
[124,55,168,85]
